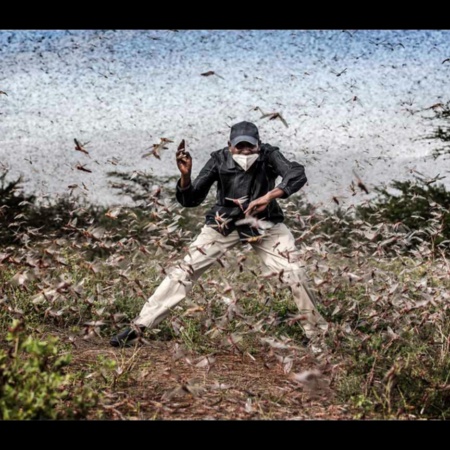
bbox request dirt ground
[66,333,355,420]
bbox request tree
[423,101,450,159]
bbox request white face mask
[232,153,259,171]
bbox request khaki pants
[135,223,328,338]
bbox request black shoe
[110,325,145,347]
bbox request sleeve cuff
[177,179,192,192]
[275,183,290,199]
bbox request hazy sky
[0,30,449,208]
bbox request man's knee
[167,265,193,282]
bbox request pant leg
[250,222,328,338]
[135,225,241,328]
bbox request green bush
[0,320,98,420]
[0,171,106,247]
[356,177,450,253]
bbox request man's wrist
[266,188,284,201]
[180,174,191,189]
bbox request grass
[1,187,450,419]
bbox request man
[110,121,328,347]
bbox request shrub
[0,320,98,420]
[356,177,450,253]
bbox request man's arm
[244,186,285,216]
[176,156,218,207]
[267,147,307,199]
[244,147,307,216]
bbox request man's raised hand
[176,139,192,176]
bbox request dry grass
[1,184,449,420]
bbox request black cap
[229,121,259,147]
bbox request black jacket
[176,143,307,238]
